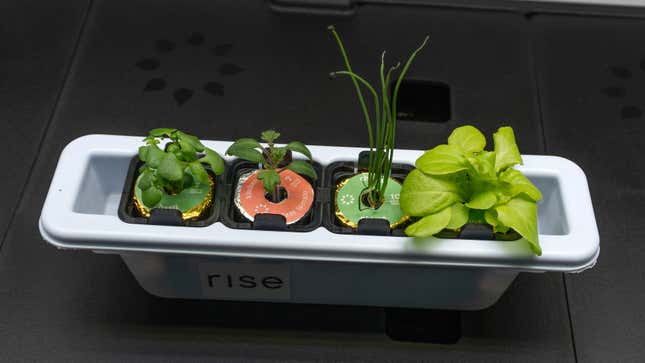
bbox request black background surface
[0,0,640,361]
[0,0,89,247]
[533,14,645,363]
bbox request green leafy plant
[137,128,225,207]
[328,25,429,209]
[399,125,543,255]
[226,130,317,201]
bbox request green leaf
[230,138,262,150]
[178,139,197,161]
[416,144,468,175]
[400,169,463,216]
[286,141,313,159]
[271,147,287,164]
[260,130,280,143]
[148,128,176,137]
[158,153,184,181]
[499,168,542,201]
[493,126,523,172]
[446,203,469,230]
[495,195,541,255]
[469,209,487,224]
[189,161,209,184]
[466,151,496,179]
[141,186,163,207]
[484,209,510,234]
[138,170,153,190]
[138,146,149,162]
[166,144,182,164]
[257,169,281,195]
[166,143,179,153]
[404,207,452,237]
[143,136,159,145]
[466,188,498,210]
[144,144,165,168]
[448,125,486,154]
[200,148,225,175]
[226,144,264,163]
[182,172,194,189]
[494,188,513,206]
[286,160,317,179]
[175,131,205,152]
[484,209,498,227]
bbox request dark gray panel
[0,0,574,361]
[51,0,541,152]
[0,0,89,243]
[533,14,645,363]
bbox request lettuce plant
[328,25,429,209]
[137,128,225,207]
[226,130,317,201]
[400,125,543,255]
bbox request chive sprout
[328,25,429,209]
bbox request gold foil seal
[334,176,357,228]
[334,174,409,230]
[133,174,214,221]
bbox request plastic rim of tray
[39,135,600,273]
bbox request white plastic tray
[38,135,599,309]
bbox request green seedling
[328,25,429,209]
[400,125,543,255]
[226,130,317,202]
[137,128,225,208]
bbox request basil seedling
[226,130,316,202]
[137,128,224,207]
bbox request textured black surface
[0,0,598,361]
[533,14,645,363]
[46,0,541,152]
[385,308,461,344]
[0,0,89,244]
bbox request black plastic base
[459,223,493,239]
[385,308,461,344]
[117,156,222,227]
[148,208,183,226]
[433,223,521,241]
[253,213,287,230]
[357,218,391,235]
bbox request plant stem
[328,26,375,175]
[381,36,429,198]
[331,69,381,191]
[272,184,280,203]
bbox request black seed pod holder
[220,158,324,232]
[117,156,222,227]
